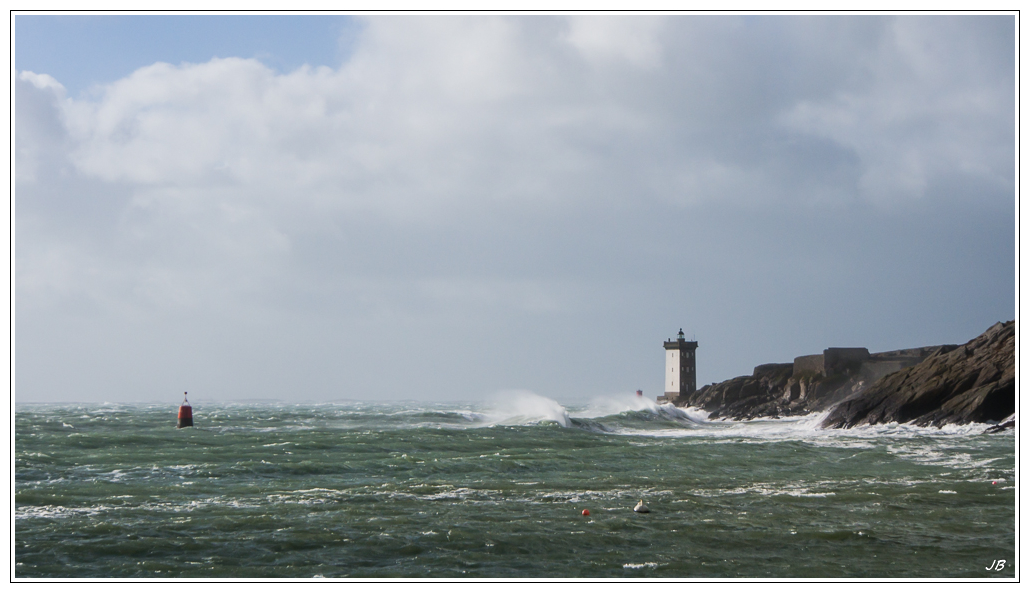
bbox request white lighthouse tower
[663,329,698,403]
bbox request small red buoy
[993,481,997,485]
[177,392,193,428]
[582,509,590,516]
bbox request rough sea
[14,393,1017,579]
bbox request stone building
[793,348,870,377]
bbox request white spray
[481,390,571,428]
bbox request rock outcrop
[670,348,944,420]
[666,321,1015,429]
[984,414,1015,434]
[820,321,1015,428]
[670,362,795,420]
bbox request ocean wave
[15,400,1011,442]
[885,443,1011,470]
[15,398,1015,579]
[534,488,674,504]
[15,496,250,520]
[476,391,571,428]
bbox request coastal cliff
[821,321,1014,428]
[666,321,1015,429]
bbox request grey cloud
[15,16,1014,403]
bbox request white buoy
[633,500,649,513]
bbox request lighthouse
[664,329,698,402]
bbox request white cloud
[19,70,65,93]
[16,72,70,183]
[15,15,1015,402]
[35,16,1012,224]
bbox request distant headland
[659,321,1015,430]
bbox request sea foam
[480,390,571,427]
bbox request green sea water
[14,395,1016,579]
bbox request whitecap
[477,391,570,428]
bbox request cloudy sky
[15,15,1015,403]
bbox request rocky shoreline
[661,321,1015,430]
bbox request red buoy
[177,392,193,428]
[582,509,590,516]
